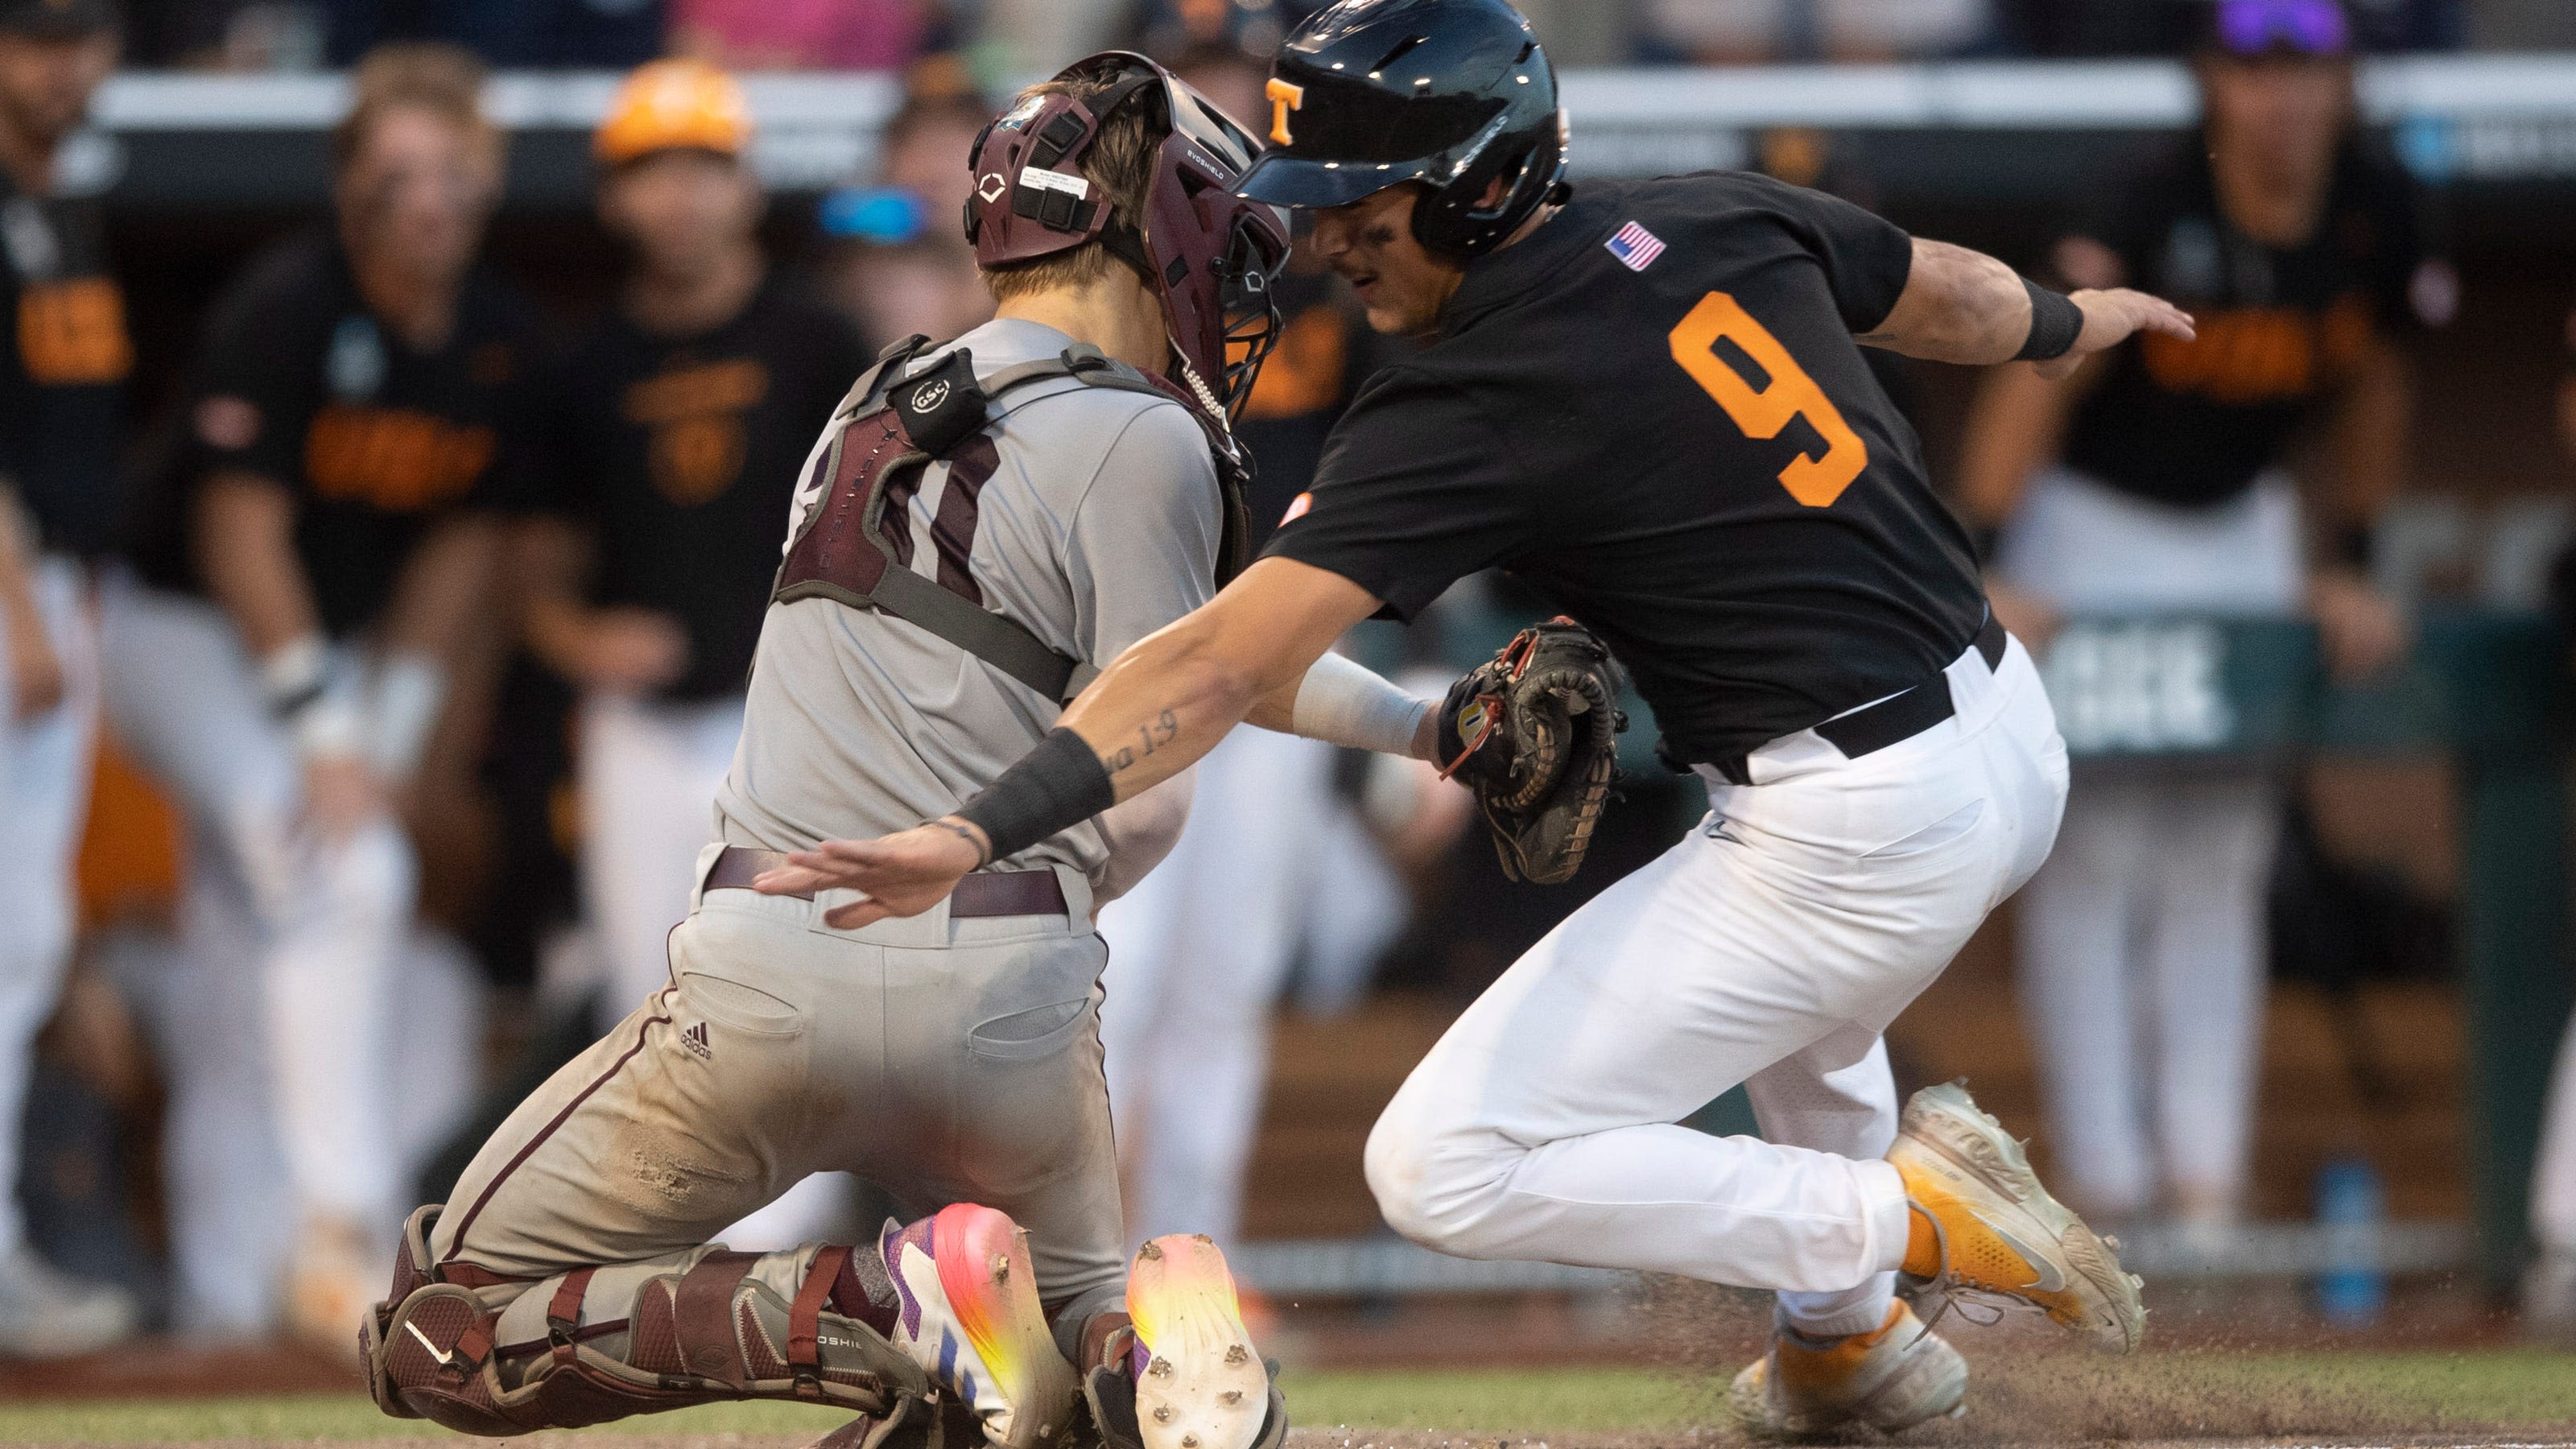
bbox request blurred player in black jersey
[0,0,139,1356]
[1957,0,2442,1239]
[511,58,869,1247]
[101,43,529,1344]
[781,0,2198,1433]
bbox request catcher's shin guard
[368,1237,928,1437]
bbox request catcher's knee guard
[365,1219,928,1438]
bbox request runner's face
[1308,185,1463,338]
[0,31,116,155]
[602,149,760,279]
[338,105,500,287]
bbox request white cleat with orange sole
[1123,1235,1276,1449]
[880,1203,1079,1449]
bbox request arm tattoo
[1104,709,1181,776]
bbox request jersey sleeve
[1062,401,1224,662]
[1259,366,1539,621]
[187,277,316,487]
[492,347,585,517]
[1744,175,1917,334]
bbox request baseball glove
[1437,616,1626,886]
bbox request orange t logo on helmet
[1266,78,1304,147]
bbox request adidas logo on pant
[679,1022,712,1061]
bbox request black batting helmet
[1232,0,1566,259]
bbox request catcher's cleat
[1889,1081,2146,1353]
[1121,1236,1275,1449]
[1728,1301,1965,1442]
[881,1204,1078,1449]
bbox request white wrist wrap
[366,651,447,779]
[1291,651,1430,757]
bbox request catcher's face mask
[964,52,1290,424]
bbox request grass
[0,1354,2570,1443]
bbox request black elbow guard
[2015,279,2085,362]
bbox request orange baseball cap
[595,59,753,166]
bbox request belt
[704,845,1068,918]
[1706,613,2008,786]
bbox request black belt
[1705,614,2008,786]
[704,846,1069,917]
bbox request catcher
[361,52,1439,1449]
[765,0,2199,1438]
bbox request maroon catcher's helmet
[964,52,1290,424]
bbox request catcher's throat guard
[1438,617,1627,886]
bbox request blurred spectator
[815,87,993,351]
[0,0,143,1357]
[99,41,513,1343]
[512,58,870,1246]
[670,0,925,70]
[1641,0,1996,61]
[822,233,991,352]
[2521,306,2576,1339]
[876,87,989,250]
[1958,0,2438,1231]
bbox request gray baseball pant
[426,853,1129,1362]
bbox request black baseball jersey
[0,178,130,556]
[521,277,872,701]
[1265,172,1985,766]
[2060,135,2437,509]
[133,232,540,637]
[1233,266,1375,543]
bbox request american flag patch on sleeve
[1605,221,1666,271]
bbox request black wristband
[953,727,1117,864]
[2015,279,2085,362]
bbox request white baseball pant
[2531,1015,2576,1254]
[0,555,97,1263]
[1995,465,2301,1220]
[1365,633,2066,1337]
[94,576,429,1275]
[1097,727,1405,1251]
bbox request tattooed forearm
[1103,708,1181,776]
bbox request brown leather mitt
[1436,616,1626,886]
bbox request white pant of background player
[1995,466,2302,1222]
[0,560,97,1253]
[93,575,480,1334]
[1096,726,1406,1251]
[569,689,859,1251]
[1368,631,2065,1335]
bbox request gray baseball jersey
[716,317,1220,887]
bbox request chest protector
[773,333,1253,704]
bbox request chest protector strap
[773,333,1251,704]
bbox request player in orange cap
[509,55,869,1247]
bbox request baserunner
[764,0,2199,1437]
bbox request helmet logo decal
[1266,78,1305,147]
[977,172,1007,203]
